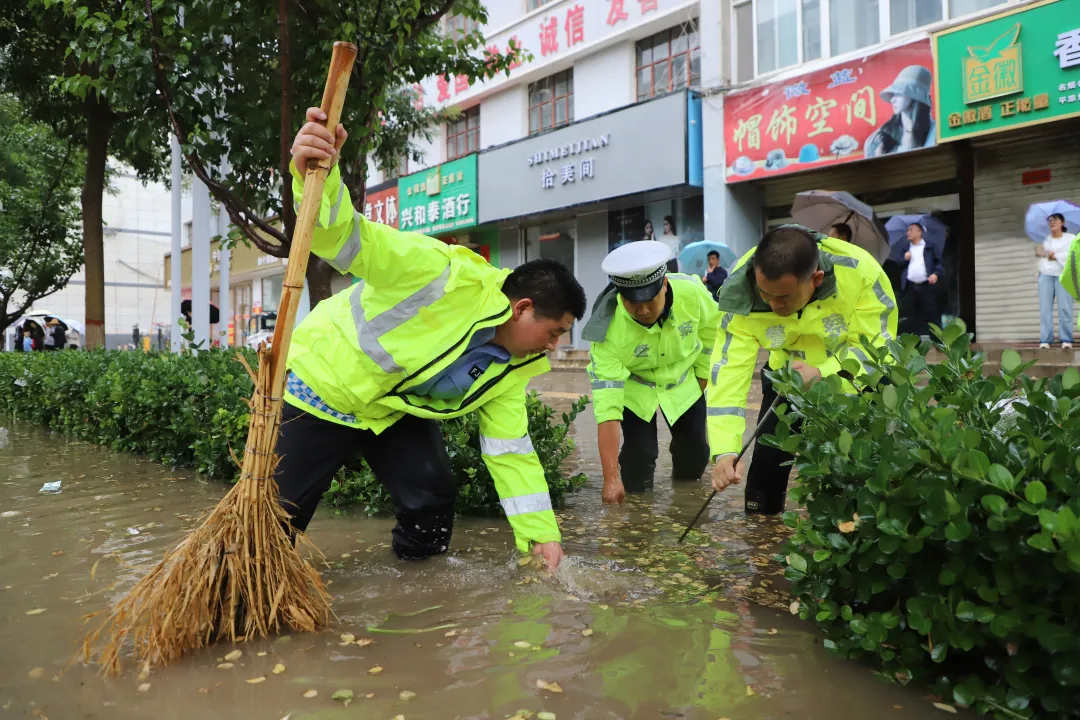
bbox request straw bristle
[81,345,332,674]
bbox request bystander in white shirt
[1039,231,1077,277]
[907,242,928,283]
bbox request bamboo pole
[81,42,358,675]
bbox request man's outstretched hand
[532,541,564,571]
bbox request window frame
[526,0,556,11]
[443,13,479,41]
[527,69,574,136]
[446,106,480,161]
[635,22,702,102]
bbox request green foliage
[0,94,85,333]
[0,350,587,515]
[768,327,1080,719]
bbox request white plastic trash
[39,481,62,494]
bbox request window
[444,13,478,41]
[949,0,1005,17]
[528,70,573,135]
[891,0,942,34]
[446,107,479,160]
[527,0,556,10]
[802,0,821,62]
[756,0,798,74]
[734,2,755,82]
[829,0,880,55]
[636,23,701,101]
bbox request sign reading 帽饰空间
[932,0,1080,142]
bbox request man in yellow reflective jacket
[584,241,721,502]
[278,108,587,570]
[708,225,897,514]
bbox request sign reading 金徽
[397,155,478,235]
[932,0,1080,142]
[723,40,936,183]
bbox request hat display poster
[723,39,935,183]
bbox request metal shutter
[761,147,959,210]
[973,129,1080,343]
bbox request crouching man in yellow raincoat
[279,108,588,570]
[709,225,898,514]
[583,241,721,502]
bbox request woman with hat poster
[864,65,936,158]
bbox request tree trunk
[305,256,335,308]
[82,97,111,350]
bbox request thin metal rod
[678,394,784,543]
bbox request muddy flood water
[1,384,955,720]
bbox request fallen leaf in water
[339,633,356,645]
[331,689,353,707]
[246,677,266,684]
[28,667,45,679]
[789,601,801,615]
[257,652,267,657]
[224,650,243,662]
[303,689,318,699]
[217,663,234,669]
[272,664,286,675]
[746,685,757,696]
[536,679,563,693]
[25,608,46,616]
[356,638,373,647]
[932,703,957,714]
[51,550,63,557]
[444,630,457,637]
[391,716,405,720]
[766,629,778,635]
[838,521,856,533]
[368,666,383,674]
[340,553,351,559]
[599,604,609,610]
[365,693,375,699]
[197,688,210,694]
[514,641,532,648]
[581,629,594,637]
[41,573,58,580]
[31,710,49,720]
[137,683,151,693]
[538,713,557,720]
[399,690,416,701]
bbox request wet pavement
[1,373,951,719]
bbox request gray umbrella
[791,190,890,262]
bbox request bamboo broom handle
[267,41,358,396]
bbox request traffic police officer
[583,241,722,503]
[278,107,588,570]
[708,225,898,514]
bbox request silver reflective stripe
[328,214,362,272]
[481,434,536,456]
[872,280,895,340]
[666,368,690,390]
[591,380,624,390]
[711,314,735,385]
[707,406,746,417]
[501,492,553,516]
[350,264,451,374]
[790,350,806,360]
[824,251,859,268]
[327,181,346,227]
[849,346,871,373]
[629,374,655,388]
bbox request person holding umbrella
[1034,212,1077,349]
[708,225,897,515]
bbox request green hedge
[768,327,1080,719]
[0,349,588,515]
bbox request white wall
[573,41,635,121]
[483,1,523,31]
[410,128,443,173]
[480,84,527,149]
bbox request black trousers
[619,392,710,492]
[274,403,457,560]
[901,282,938,337]
[745,369,802,515]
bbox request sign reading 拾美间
[932,0,1080,142]
[396,155,477,235]
[527,133,611,189]
[723,39,935,183]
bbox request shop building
[932,0,1080,342]
[477,90,705,347]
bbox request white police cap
[601,240,672,303]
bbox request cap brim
[615,277,665,303]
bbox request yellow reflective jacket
[587,274,721,424]
[283,163,558,552]
[707,233,897,457]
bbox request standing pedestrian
[704,250,728,298]
[51,322,67,350]
[898,223,943,338]
[42,321,56,351]
[829,223,853,243]
[1035,212,1076,349]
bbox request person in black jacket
[704,250,728,298]
[897,223,944,337]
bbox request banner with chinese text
[397,155,478,236]
[362,183,399,229]
[932,0,1080,143]
[723,40,936,183]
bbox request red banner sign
[363,185,399,229]
[724,40,936,183]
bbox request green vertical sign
[932,0,1080,142]
[397,155,478,235]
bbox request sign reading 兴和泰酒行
[396,154,478,236]
[932,0,1080,142]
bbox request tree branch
[411,0,458,40]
